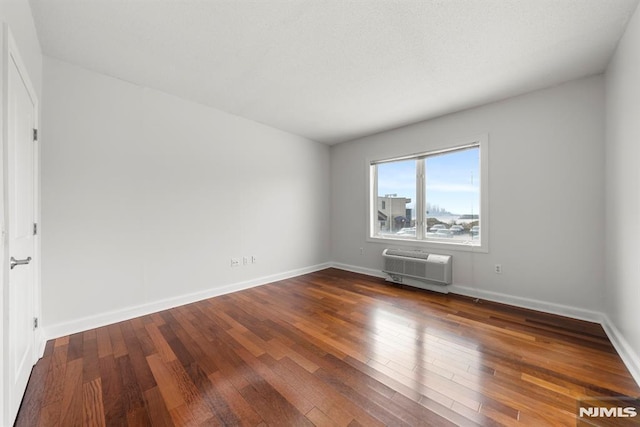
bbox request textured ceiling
[29,0,639,144]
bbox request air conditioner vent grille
[384,257,404,273]
[382,248,452,286]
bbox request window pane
[376,160,416,239]
[424,147,480,244]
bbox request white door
[5,43,38,424]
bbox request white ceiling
[29,0,639,144]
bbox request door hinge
[33,223,38,235]
[33,128,38,141]
[33,317,38,329]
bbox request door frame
[0,22,42,426]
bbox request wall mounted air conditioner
[382,248,452,293]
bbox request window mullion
[416,159,425,240]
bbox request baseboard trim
[330,262,602,322]
[330,262,386,279]
[447,284,603,323]
[36,329,46,358]
[43,262,331,341]
[601,315,640,387]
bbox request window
[369,136,488,251]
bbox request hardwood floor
[15,268,640,426]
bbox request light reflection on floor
[368,304,485,412]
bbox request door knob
[10,256,31,269]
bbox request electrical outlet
[494,264,502,274]
[359,247,364,255]
[231,258,240,267]
[251,255,257,264]
[243,256,249,265]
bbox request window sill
[366,236,488,253]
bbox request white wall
[41,57,330,334]
[605,3,640,381]
[331,76,606,316]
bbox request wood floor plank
[108,324,129,359]
[234,346,316,416]
[55,335,70,348]
[238,380,314,427]
[145,322,178,362]
[164,359,214,424]
[97,355,126,426]
[15,268,640,426]
[95,327,113,359]
[37,402,62,427]
[82,335,100,384]
[263,354,378,426]
[67,333,84,363]
[162,310,219,376]
[59,358,84,427]
[120,321,158,393]
[82,378,106,427]
[146,353,185,411]
[305,406,343,427]
[207,370,264,426]
[131,319,157,358]
[125,406,152,427]
[182,361,238,425]
[142,387,175,427]
[167,404,197,427]
[117,354,147,420]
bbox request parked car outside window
[450,225,464,234]
[429,224,447,232]
[434,229,454,238]
[396,227,416,236]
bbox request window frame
[366,134,489,253]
